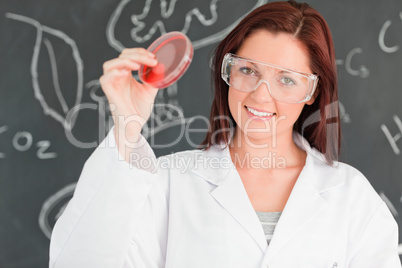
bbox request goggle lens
[221,54,318,103]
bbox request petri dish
[139,31,193,89]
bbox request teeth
[246,107,275,117]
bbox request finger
[103,58,141,73]
[119,53,158,68]
[99,68,130,86]
[120,47,155,58]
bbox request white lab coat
[49,128,401,268]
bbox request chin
[238,129,277,146]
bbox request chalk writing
[36,141,57,159]
[0,126,57,159]
[336,48,369,78]
[5,13,83,131]
[381,115,402,155]
[379,12,402,53]
[12,131,33,152]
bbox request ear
[305,90,319,105]
[305,95,316,105]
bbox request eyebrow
[278,70,293,75]
[248,61,262,71]
[251,61,291,74]
[243,57,305,76]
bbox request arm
[348,201,401,267]
[49,128,169,268]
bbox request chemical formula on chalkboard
[0,125,57,159]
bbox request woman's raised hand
[100,48,159,161]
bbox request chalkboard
[1,0,401,267]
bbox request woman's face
[228,30,315,145]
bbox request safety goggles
[221,53,319,103]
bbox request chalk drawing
[381,115,402,155]
[85,77,188,140]
[39,183,76,239]
[106,0,268,52]
[5,13,83,131]
[85,80,113,143]
[130,0,219,43]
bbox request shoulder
[158,147,207,164]
[308,151,384,214]
[332,160,379,197]
[157,145,232,185]
[157,147,210,173]
[294,131,383,207]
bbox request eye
[239,67,257,76]
[280,76,296,86]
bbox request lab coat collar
[190,132,346,258]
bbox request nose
[250,80,274,103]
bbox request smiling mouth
[245,106,276,117]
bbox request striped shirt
[255,210,282,245]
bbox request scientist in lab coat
[49,1,401,267]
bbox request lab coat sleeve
[348,201,401,267]
[49,127,169,268]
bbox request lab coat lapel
[264,133,346,262]
[210,167,268,253]
[191,144,268,253]
[263,155,328,260]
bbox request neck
[229,128,306,170]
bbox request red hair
[200,0,340,165]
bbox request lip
[245,105,276,121]
[245,105,274,113]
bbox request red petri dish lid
[139,31,193,89]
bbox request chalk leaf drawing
[5,13,83,131]
[106,0,268,52]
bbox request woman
[49,1,400,267]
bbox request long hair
[200,0,340,165]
